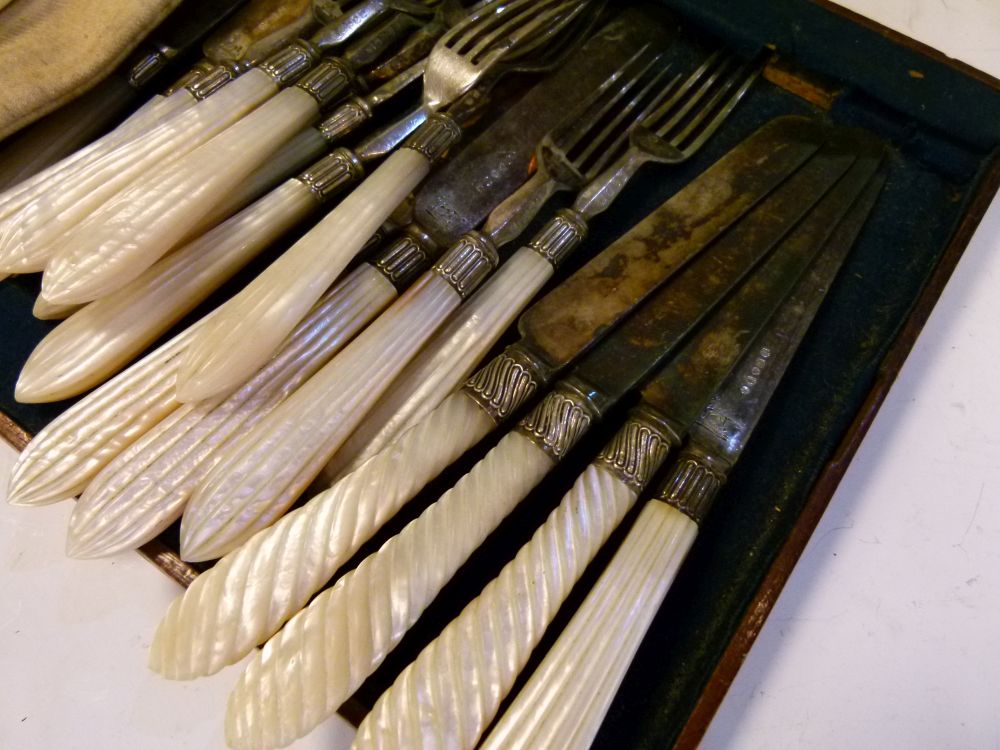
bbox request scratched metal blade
[554,130,865,410]
[640,139,886,433]
[692,163,889,464]
[413,8,679,246]
[518,115,834,374]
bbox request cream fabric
[0,0,182,140]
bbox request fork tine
[440,0,538,51]
[456,0,564,58]
[640,51,724,135]
[520,0,603,70]
[654,56,737,141]
[679,62,762,155]
[475,0,591,64]
[667,62,743,145]
[549,46,655,156]
[575,59,675,176]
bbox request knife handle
[149,385,495,679]
[481,446,728,750]
[225,428,557,750]
[174,114,460,403]
[67,263,397,560]
[6,315,213,507]
[482,500,699,750]
[353,411,677,750]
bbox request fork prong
[639,51,724,135]
[651,54,735,139]
[455,0,565,58]
[575,59,675,176]
[440,0,538,51]
[679,62,762,155]
[471,0,591,65]
[667,62,742,145]
[548,46,655,156]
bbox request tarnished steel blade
[692,163,889,464]
[414,8,679,245]
[519,115,830,372]
[154,0,247,53]
[639,138,886,433]
[563,129,866,408]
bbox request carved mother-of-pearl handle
[40,87,323,305]
[66,264,396,559]
[6,316,213,506]
[324,246,555,480]
[325,209,588,480]
[224,428,558,750]
[174,115,461,403]
[0,86,195,230]
[481,448,726,750]
[482,501,699,750]
[149,391,495,679]
[17,180,319,402]
[6,70,279,277]
[352,412,676,750]
[179,268,468,561]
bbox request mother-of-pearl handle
[5,315,212,506]
[148,389,495,679]
[352,412,677,750]
[2,70,279,276]
[323,245,554,481]
[66,264,397,558]
[179,270,464,561]
[224,429,556,750]
[175,115,462,403]
[40,87,322,305]
[0,87,194,228]
[17,180,319,402]
[325,209,587,481]
[175,147,426,402]
[481,500,698,750]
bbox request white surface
[2,2,1000,748]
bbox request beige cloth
[0,0,182,140]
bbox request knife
[353,141,887,750]
[148,117,851,686]
[481,164,889,750]
[219,130,877,750]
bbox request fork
[174,0,595,403]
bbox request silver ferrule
[528,209,588,268]
[162,60,216,96]
[296,57,354,108]
[319,96,372,143]
[296,147,365,201]
[128,44,173,89]
[594,407,681,493]
[461,343,549,425]
[371,225,436,291]
[402,113,462,162]
[653,445,730,525]
[258,40,320,86]
[186,61,248,100]
[431,231,498,299]
[516,380,600,462]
